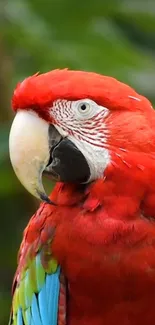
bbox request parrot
[8,68,155,325]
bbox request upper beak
[9,110,60,204]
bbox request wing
[9,204,67,325]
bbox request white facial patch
[51,98,109,130]
[52,98,110,181]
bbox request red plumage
[11,69,155,324]
[16,178,155,325]
[12,69,151,116]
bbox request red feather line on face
[12,69,152,119]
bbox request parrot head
[9,69,155,204]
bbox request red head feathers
[12,69,152,117]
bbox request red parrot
[9,69,155,325]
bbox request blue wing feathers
[46,274,52,311]
[45,269,61,325]
[31,294,42,325]
[30,317,35,325]
[15,253,61,325]
[17,308,23,325]
[38,282,49,325]
[51,269,60,325]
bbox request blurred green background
[0,0,155,323]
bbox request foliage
[0,0,155,323]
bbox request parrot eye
[75,100,97,119]
[75,99,107,120]
[77,102,91,114]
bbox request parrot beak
[9,110,61,204]
[9,110,90,203]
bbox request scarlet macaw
[9,69,155,325]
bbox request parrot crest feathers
[12,68,151,115]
